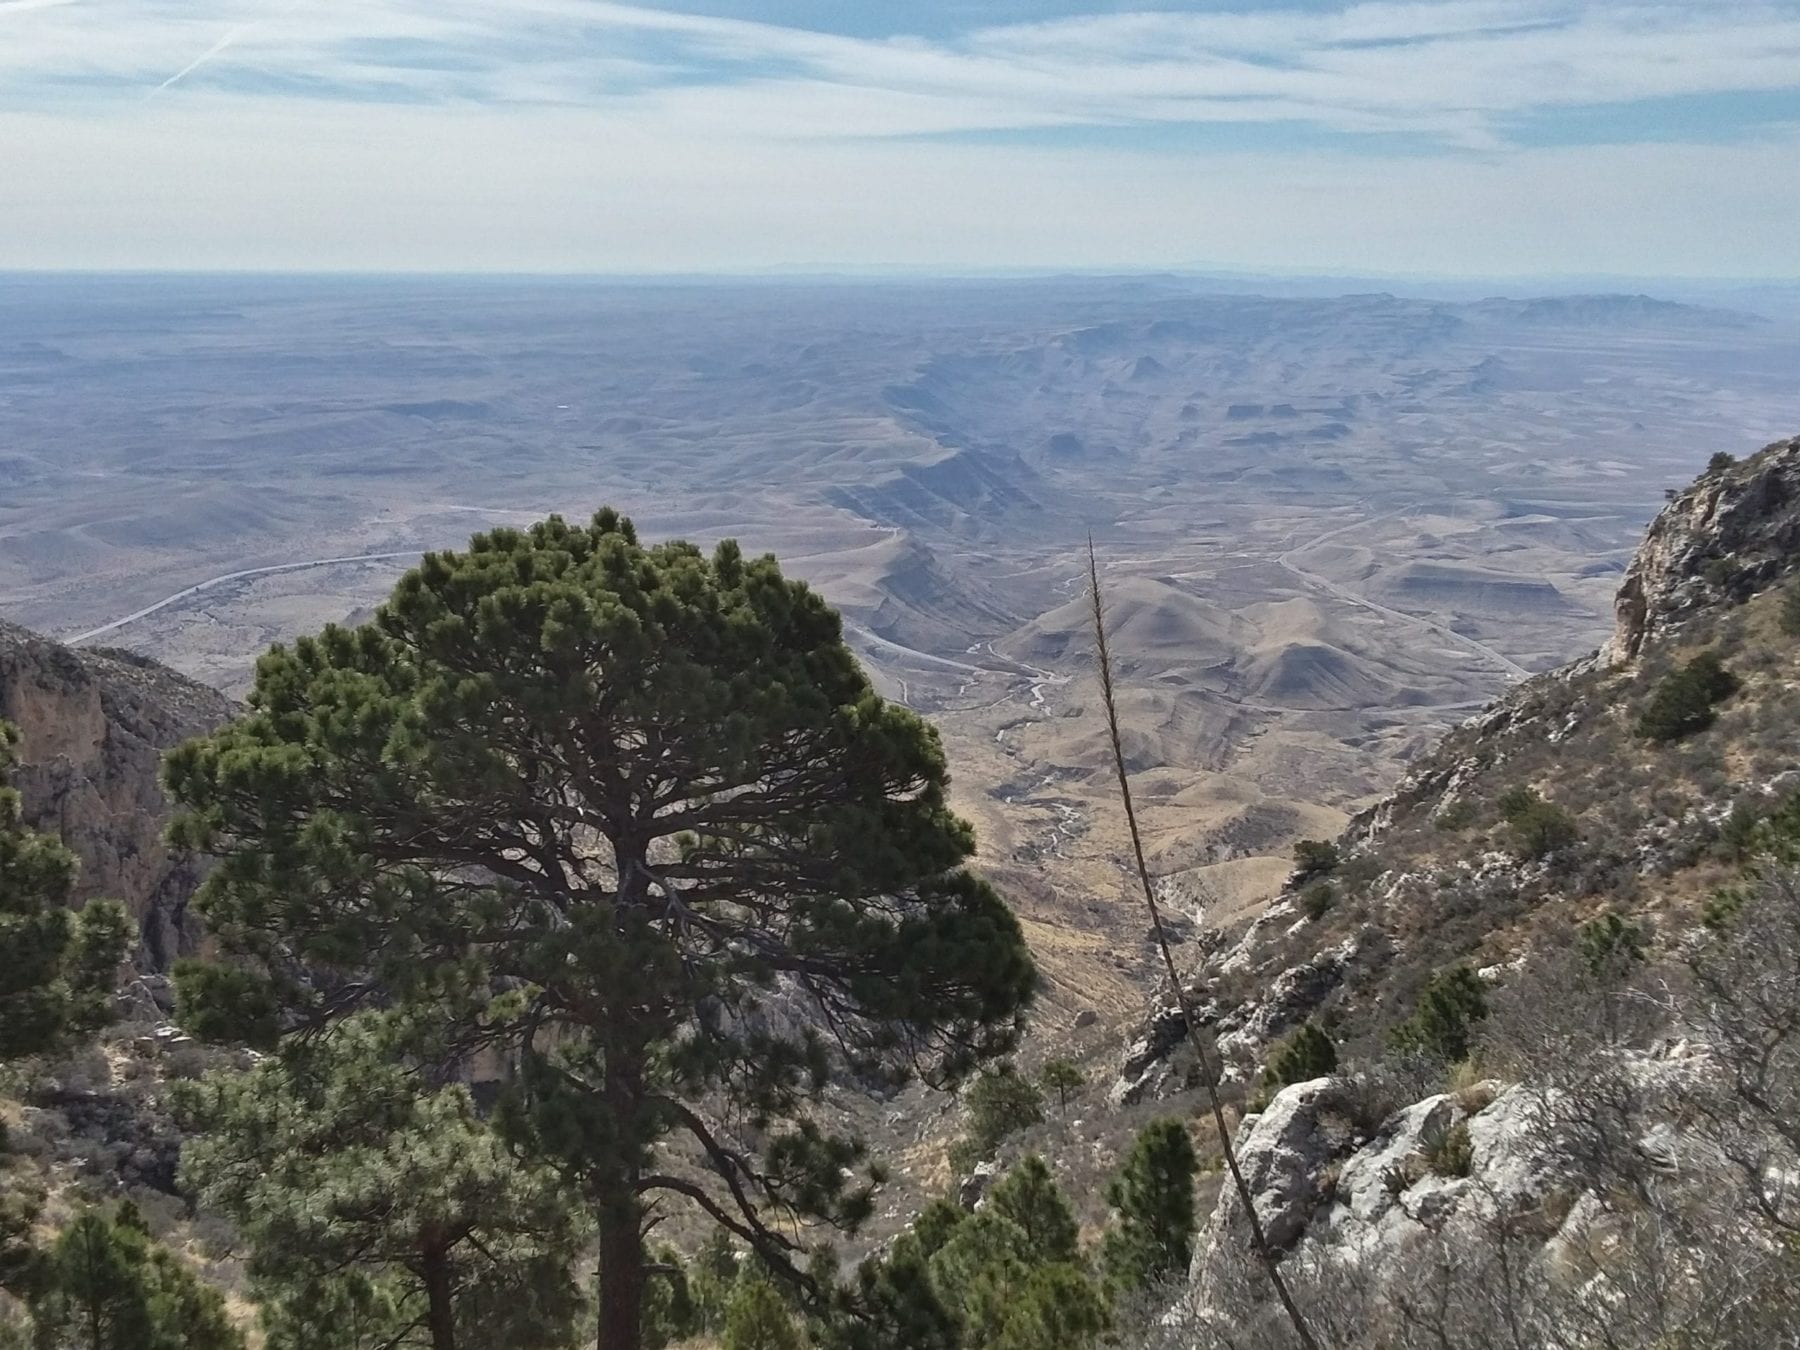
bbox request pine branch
[1086,537,1322,1350]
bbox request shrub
[1579,913,1647,977]
[1389,967,1489,1065]
[1781,579,1800,637]
[722,1278,803,1350]
[1255,1023,1337,1108]
[1498,787,1579,860]
[1292,838,1340,881]
[1424,1120,1474,1178]
[1702,556,1742,589]
[1434,799,1477,831]
[1707,451,1736,473]
[1637,650,1741,743]
[1300,881,1335,921]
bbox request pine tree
[0,721,130,1062]
[641,1246,700,1350]
[1255,1023,1337,1105]
[172,1014,585,1350]
[953,1063,1045,1170]
[721,1279,803,1350]
[927,1211,1034,1345]
[166,512,1036,1350]
[28,1206,242,1350]
[1038,1058,1083,1112]
[1389,966,1489,1064]
[1101,1119,1198,1296]
[828,1238,960,1350]
[986,1156,1078,1265]
[991,1264,1109,1350]
[927,1207,1105,1350]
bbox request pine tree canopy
[172,1014,586,1350]
[29,1206,242,1350]
[164,511,1037,1350]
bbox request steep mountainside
[0,620,235,967]
[1116,433,1800,1105]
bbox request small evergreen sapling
[1101,1119,1199,1296]
[1389,966,1489,1065]
[1038,1058,1083,1113]
[1254,1023,1338,1108]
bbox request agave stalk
[1086,538,1321,1350]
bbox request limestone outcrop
[0,620,235,967]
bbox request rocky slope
[0,620,235,967]
[1114,433,1800,1103]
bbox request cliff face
[0,621,236,968]
[1600,434,1800,666]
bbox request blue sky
[3,0,1798,275]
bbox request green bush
[1579,913,1647,976]
[1292,839,1340,881]
[722,1277,802,1350]
[1781,579,1800,637]
[1389,967,1489,1065]
[1636,650,1741,743]
[1434,799,1477,831]
[1300,882,1334,921]
[1717,800,1769,861]
[1702,556,1742,589]
[1707,451,1736,473]
[1498,787,1579,860]
[1254,1023,1337,1108]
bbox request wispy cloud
[4,2,1798,274]
[6,0,1800,146]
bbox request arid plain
[6,274,1800,1022]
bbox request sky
[3,0,1799,276]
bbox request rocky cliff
[1113,432,1800,1105]
[1601,435,1800,666]
[0,620,235,967]
[1132,432,1800,1350]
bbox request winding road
[65,551,421,646]
[1272,507,1532,681]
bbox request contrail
[148,21,252,97]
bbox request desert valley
[6,274,1800,1023]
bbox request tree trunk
[421,1243,458,1350]
[596,1195,645,1350]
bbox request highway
[65,552,420,646]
